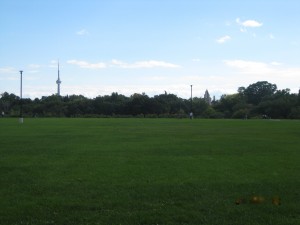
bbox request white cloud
[240,28,247,33]
[67,59,180,69]
[132,60,181,69]
[216,35,231,44]
[76,29,89,36]
[28,64,41,69]
[243,20,263,27]
[146,76,167,81]
[67,60,107,69]
[0,76,18,81]
[269,34,275,39]
[49,60,58,68]
[27,64,42,73]
[225,21,232,26]
[271,62,282,66]
[55,84,168,99]
[0,67,16,74]
[0,68,18,82]
[111,59,181,69]
[60,82,216,100]
[224,60,273,74]
[223,59,300,87]
[110,59,128,68]
[192,59,201,62]
[236,18,263,28]
[183,59,297,95]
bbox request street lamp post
[19,70,23,123]
[190,85,193,119]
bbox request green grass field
[0,118,299,225]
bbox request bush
[288,106,300,119]
[232,109,248,119]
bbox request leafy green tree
[0,92,20,116]
[0,82,298,119]
[192,97,209,117]
[202,106,223,118]
[40,95,66,117]
[213,94,243,118]
[127,93,150,116]
[153,93,181,115]
[244,81,277,105]
[289,106,300,119]
[255,89,298,118]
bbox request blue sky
[1,0,300,99]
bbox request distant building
[204,90,212,105]
[56,61,62,96]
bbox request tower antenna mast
[56,60,62,96]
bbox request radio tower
[56,60,62,96]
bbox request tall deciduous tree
[244,81,277,105]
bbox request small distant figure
[1,111,4,117]
[189,112,193,119]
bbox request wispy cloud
[192,59,201,62]
[271,61,281,66]
[0,67,16,74]
[224,60,272,74]
[49,60,61,68]
[67,59,181,69]
[221,59,300,93]
[111,59,181,69]
[27,64,42,73]
[0,76,18,81]
[216,35,231,44]
[67,60,106,69]
[76,29,89,36]
[60,84,169,99]
[0,67,18,82]
[236,18,263,28]
[240,27,247,33]
[225,21,232,26]
[28,64,41,69]
[269,34,275,39]
[224,59,300,80]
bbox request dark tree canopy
[1,81,300,119]
[243,81,277,105]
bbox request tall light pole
[190,85,193,112]
[19,70,23,123]
[190,85,193,119]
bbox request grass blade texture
[0,118,299,225]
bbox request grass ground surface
[0,118,299,225]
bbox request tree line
[1,81,300,119]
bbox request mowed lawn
[0,118,299,225]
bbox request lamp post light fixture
[19,70,23,124]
